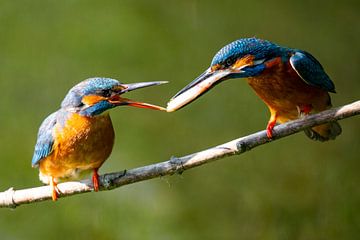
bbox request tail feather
[304,121,342,141]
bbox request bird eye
[101,89,112,97]
[225,58,233,67]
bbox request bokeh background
[0,0,359,239]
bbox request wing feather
[289,51,336,93]
[31,112,57,167]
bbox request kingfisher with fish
[167,38,341,141]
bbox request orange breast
[247,60,331,122]
[39,113,115,181]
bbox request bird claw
[297,104,312,118]
[92,169,100,192]
[266,127,274,139]
[50,177,60,201]
[266,117,277,139]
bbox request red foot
[266,121,276,139]
[92,169,100,192]
[50,177,58,201]
[266,112,278,139]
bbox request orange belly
[247,61,331,123]
[39,113,115,182]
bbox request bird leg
[92,168,100,192]
[266,111,278,139]
[297,104,313,117]
[50,177,59,201]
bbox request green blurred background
[0,0,359,239]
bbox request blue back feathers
[290,51,335,92]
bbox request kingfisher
[167,37,341,141]
[32,77,166,201]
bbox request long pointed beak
[119,81,168,94]
[167,68,232,112]
[111,81,168,111]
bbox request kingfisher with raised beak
[167,38,341,141]
[32,77,166,201]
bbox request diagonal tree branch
[1,100,359,208]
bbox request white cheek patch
[167,71,230,112]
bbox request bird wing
[31,112,57,167]
[289,51,336,93]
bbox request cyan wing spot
[31,112,57,167]
[290,51,336,93]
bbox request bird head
[61,78,167,116]
[167,38,283,112]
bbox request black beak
[167,68,232,112]
[119,81,168,94]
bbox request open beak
[110,81,168,111]
[167,68,233,112]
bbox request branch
[1,100,359,208]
